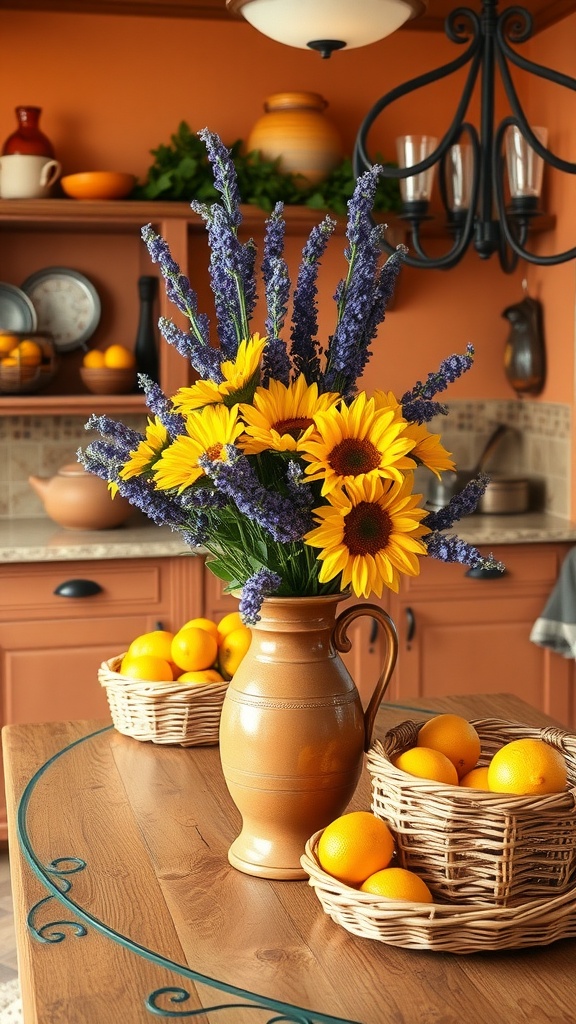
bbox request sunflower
[171,333,266,413]
[304,475,430,597]
[119,416,170,480]
[301,392,417,496]
[153,404,244,493]
[373,389,455,479]
[239,375,340,454]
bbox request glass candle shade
[396,135,438,203]
[446,143,474,211]
[505,126,548,199]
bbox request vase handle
[333,603,399,752]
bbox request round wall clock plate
[21,267,101,352]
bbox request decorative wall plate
[21,267,101,352]
[0,282,38,333]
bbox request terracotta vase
[2,106,54,157]
[247,91,343,188]
[219,594,398,879]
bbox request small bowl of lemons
[80,344,137,394]
[0,331,58,394]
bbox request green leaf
[133,122,401,213]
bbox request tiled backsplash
[0,414,146,520]
[0,400,572,520]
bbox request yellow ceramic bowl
[61,172,136,201]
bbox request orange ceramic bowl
[60,172,136,201]
[80,366,137,394]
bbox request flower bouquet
[80,128,501,623]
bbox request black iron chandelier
[352,0,576,271]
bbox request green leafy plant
[133,121,401,215]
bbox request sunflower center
[205,442,223,461]
[343,501,392,556]
[274,416,313,440]
[330,437,381,477]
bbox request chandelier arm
[353,24,483,180]
[495,46,576,174]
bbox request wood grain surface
[4,693,576,1024]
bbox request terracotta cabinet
[386,542,575,729]
[0,554,204,839]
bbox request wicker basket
[98,655,229,747]
[301,829,576,954]
[366,718,576,908]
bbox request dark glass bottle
[134,276,159,383]
[2,106,54,156]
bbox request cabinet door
[389,544,575,729]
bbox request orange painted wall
[0,8,573,407]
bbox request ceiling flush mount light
[353,0,576,272]
[226,0,426,59]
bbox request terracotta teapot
[28,463,134,531]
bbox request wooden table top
[4,692,576,1024]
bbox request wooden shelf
[0,198,360,235]
[0,392,146,416]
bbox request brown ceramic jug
[28,463,134,530]
[218,594,398,879]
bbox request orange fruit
[17,339,42,365]
[103,344,136,369]
[171,626,218,673]
[83,349,106,368]
[217,610,243,643]
[177,668,225,684]
[487,738,568,795]
[360,866,433,903]
[119,653,174,682]
[0,334,18,355]
[459,765,490,790]
[417,714,481,779]
[127,629,175,663]
[317,810,395,887]
[393,746,459,786]
[218,625,252,679]
[179,617,219,643]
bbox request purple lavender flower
[239,567,282,624]
[192,203,257,358]
[262,203,290,380]
[345,164,384,246]
[158,317,223,382]
[424,473,490,531]
[198,446,310,543]
[83,414,142,454]
[290,217,335,385]
[141,224,205,330]
[197,128,242,228]
[402,345,475,423]
[137,375,186,439]
[425,531,505,574]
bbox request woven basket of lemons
[366,717,576,909]
[301,820,576,953]
[97,616,250,747]
[99,655,229,747]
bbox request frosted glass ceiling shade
[227,0,426,56]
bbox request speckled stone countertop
[0,515,190,563]
[1,512,576,565]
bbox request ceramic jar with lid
[247,91,343,187]
[28,463,134,531]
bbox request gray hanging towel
[530,547,576,658]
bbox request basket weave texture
[301,829,576,953]
[367,718,576,908]
[99,655,228,747]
